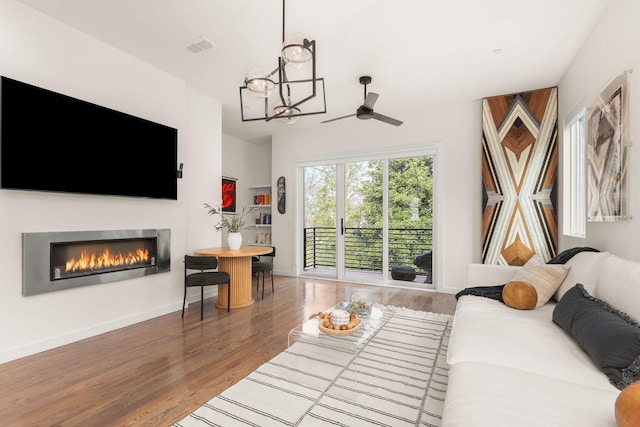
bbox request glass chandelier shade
[282,36,312,68]
[273,104,301,124]
[245,68,276,98]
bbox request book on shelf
[256,232,271,245]
[253,193,272,205]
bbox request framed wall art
[221,176,237,213]
[587,72,630,222]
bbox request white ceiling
[17,0,612,144]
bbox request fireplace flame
[65,248,150,273]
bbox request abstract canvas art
[587,72,629,222]
[221,177,237,213]
[482,87,558,265]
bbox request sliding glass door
[302,152,434,286]
[302,164,337,277]
[387,156,434,283]
[343,160,384,281]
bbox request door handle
[340,218,345,235]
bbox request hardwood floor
[0,276,457,426]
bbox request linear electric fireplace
[23,229,170,296]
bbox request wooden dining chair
[183,255,230,320]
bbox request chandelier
[239,0,326,124]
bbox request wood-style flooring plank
[0,276,457,426]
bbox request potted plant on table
[345,295,372,318]
[204,203,254,250]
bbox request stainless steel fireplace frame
[22,229,171,296]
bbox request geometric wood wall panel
[482,87,558,265]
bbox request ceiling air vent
[185,37,214,53]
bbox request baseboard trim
[0,300,188,365]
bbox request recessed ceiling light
[493,48,503,55]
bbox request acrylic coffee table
[286,304,387,400]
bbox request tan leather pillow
[503,281,538,310]
[615,380,640,427]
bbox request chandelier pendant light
[239,0,326,122]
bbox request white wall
[271,101,482,294]
[186,91,223,251]
[0,1,222,363]
[558,0,640,260]
[222,134,272,244]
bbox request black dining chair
[183,255,231,320]
[252,246,275,299]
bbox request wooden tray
[318,317,362,336]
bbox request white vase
[227,232,242,250]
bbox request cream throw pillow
[511,255,569,307]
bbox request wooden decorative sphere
[502,281,537,310]
[616,381,640,427]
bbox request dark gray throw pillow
[552,283,640,390]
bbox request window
[562,104,586,238]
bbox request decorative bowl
[318,317,362,337]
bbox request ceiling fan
[321,76,403,126]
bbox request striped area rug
[174,307,452,427]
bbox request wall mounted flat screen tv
[0,76,178,200]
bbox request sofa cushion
[553,284,640,390]
[510,255,569,307]
[595,254,640,323]
[448,295,613,390]
[554,251,609,301]
[442,361,619,427]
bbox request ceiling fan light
[281,36,312,68]
[245,68,276,97]
[274,105,301,124]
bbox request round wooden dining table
[194,246,273,309]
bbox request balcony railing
[303,226,432,275]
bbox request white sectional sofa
[442,250,640,427]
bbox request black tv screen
[0,76,178,200]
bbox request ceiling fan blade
[363,92,379,109]
[372,112,403,126]
[321,113,356,124]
